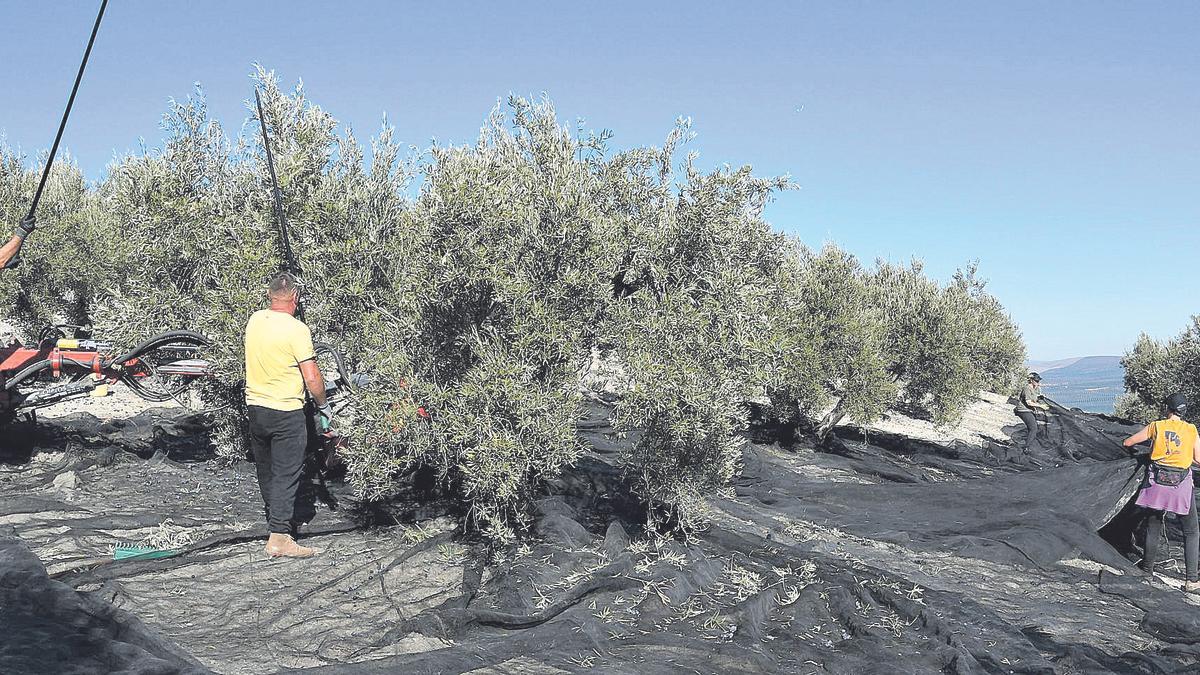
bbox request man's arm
[299,359,327,407]
[0,217,36,270]
[290,321,326,407]
[0,235,22,270]
[292,322,333,429]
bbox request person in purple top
[1124,393,1200,592]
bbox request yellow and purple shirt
[1147,418,1199,469]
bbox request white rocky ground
[848,390,1017,448]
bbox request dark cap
[1166,392,1188,415]
[1029,372,1042,382]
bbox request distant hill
[1027,357,1082,373]
[1026,356,1124,414]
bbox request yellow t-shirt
[1148,418,1199,469]
[244,309,316,412]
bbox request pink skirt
[1135,466,1195,515]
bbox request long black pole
[26,0,108,220]
[253,88,300,276]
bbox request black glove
[15,215,35,239]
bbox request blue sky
[0,1,1196,359]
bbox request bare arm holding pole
[0,231,27,270]
[2,0,108,271]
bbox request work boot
[265,533,319,558]
[1184,580,1200,594]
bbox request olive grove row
[0,70,1026,540]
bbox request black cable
[37,325,67,344]
[314,342,352,389]
[4,360,52,390]
[123,375,182,403]
[5,330,209,396]
[114,331,211,402]
[123,367,195,402]
[3,356,96,391]
[110,330,209,366]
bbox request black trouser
[1016,410,1041,453]
[1141,499,1200,582]
[248,405,307,535]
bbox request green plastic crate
[113,544,180,561]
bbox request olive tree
[772,244,894,441]
[597,127,793,533]
[1117,320,1200,424]
[0,148,103,335]
[346,97,610,541]
[867,260,1024,426]
[1,73,1031,544]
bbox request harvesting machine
[0,326,212,427]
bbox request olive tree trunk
[815,397,848,443]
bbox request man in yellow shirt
[0,216,36,270]
[245,272,332,558]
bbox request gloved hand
[15,215,35,239]
[317,403,334,432]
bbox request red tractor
[0,327,211,427]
